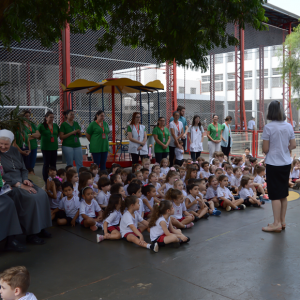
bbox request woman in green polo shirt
[59,110,83,172]
[38,111,60,182]
[152,117,170,164]
[206,114,223,161]
[86,110,110,170]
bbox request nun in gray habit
[0,129,52,246]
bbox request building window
[256,69,268,77]
[227,81,235,91]
[202,75,210,82]
[244,50,252,60]
[244,79,252,90]
[215,54,223,64]
[244,71,252,78]
[256,78,268,89]
[227,73,235,80]
[272,45,283,57]
[215,82,223,91]
[256,48,269,59]
[178,86,185,93]
[190,87,196,94]
[201,83,210,93]
[227,52,235,62]
[215,74,223,81]
[272,77,283,88]
[272,68,281,76]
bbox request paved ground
[1,159,300,300]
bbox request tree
[279,24,300,109]
[0,0,268,70]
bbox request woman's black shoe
[38,229,52,238]
[5,239,27,252]
[26,234,45,245]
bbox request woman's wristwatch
[16,183,22,188]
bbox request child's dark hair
[233,157,243,165]
[52,178,62,189]
[233,166,241,174]
[103,194,122,219]
[243,166,250,172]
[218,174,228,182]
[132,163,141,173]
[215,168,223,174]
[79,186,93,200]
[172,165,180,172]
[65,165,74,171]
[130,179,143,187]
[225,164,233,171]
[245,147,250,151]
[78,172,92,192]
[241,175,251,187]
[141,168,149,174]
[253,164,265,176]
[121,195,138,213]
[194,178,206,185]
[186,183,197,194]
[208,175,217,185]
[222,162,229,168]
[57,168,66,177]
[151,164,160,172]
[246,154,252,160]
[201,161,209,168]
[110,173,120,185]
[62,181,73,190]
[192,163,200,171]
[79,167,89,173]
[98,177,111,190]
[187,178,196,185]
[87,170,95,178]
[149,200,173,228]
[141,184,155,196]
[165,188,182,200]
[48,166,56,173]
[110,163,121,173]
[90,163,99,171]
[249,157,257,164]
[99,169,108,177]
[110,183,123,195]
[66,169,77,182]
[185,167,197,182]
[127,182,141,195]
[165,170,178,183]
[125,173,136,185]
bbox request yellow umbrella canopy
[61,79,100,93]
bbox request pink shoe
[90,225,98,231]
[186,222,194,229]
[263,194,269,200]
[96,234,104,243]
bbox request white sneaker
[226,206,232,212]
[150,242,159,253]
[96,234,104,243]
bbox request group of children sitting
[45,148,269,253]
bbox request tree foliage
[278,24,300,109]
[0,0,268,70]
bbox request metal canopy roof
[263,3,300,29]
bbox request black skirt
[266,164,291,200]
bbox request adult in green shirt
[86,110,110,170]
[206,114,223,161]
[152,117,170,164]
[59,110,83,172]
[37,111,60,182]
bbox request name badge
[216,133,218,137]
[74,137,78,143]
[163,138,165,143]
[51,136,54,143]
[102,134,106,139]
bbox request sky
[267,0,300,17]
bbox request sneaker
[150,242,159,253]
[185,222,194,228]
[238,204,246,210]
[262,194,269,200]
[202,213,210,219]
[260,200,265,205]
[96,222,103,229]
[179,236,190,244]
[194,216,200,222]
[96,234,104,243]
[226,206,232,212]
[212,209,222,216]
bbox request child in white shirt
[96,177,111,209]
[160,158,170,175]
[174,140,184,166]
[231,167,243,193]
[199,161,211,181]
[239,176,264,207]
[253,165,268,199]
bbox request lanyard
[25,122,32,133]
[174,122,180,132]
[159,127,165,137]
[134,124,140,136]
[97,121,105,133]
[49,124,54,137]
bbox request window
[202,75,210,82]
[244,50,252,60]
[227,73,235,80]
[190,87,196,94]
[244,71,252,78]
[228,81,235,91]
[256,48,269,59]
[227,52,235,62]
[256,78,268,89]
[272,77,283,88]
[215,54,223,64]
[215,74,223,81]
[215,82,223,91]
[178,86,185,93]
[256,69,268,77]
[272,68,281,76]
[272,45,283,57]
[244,79,252,90]
[201,83,210,93]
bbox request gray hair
[0,136,12,143]
[266,100,286,121]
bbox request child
[120,196,158,252]
[212,158,220,168]
[152,164,165,182]
[242,166,250,176]
[217,175,245,211]
[57,169,66,183]
[78,171,94,197]
[290,159,300,183]
[225,165,235,188]
[65,165,74,172]
[90,163,99,191]
[253,165,268,199]
[110,173,123,185]
[232,157,244,168]
[66,169,79,198]
[135,170,144,182]
[46,166,57,190]
[174,140,184,166]
[200,161,211,180]
[249,157,258,174]
[79,167,89,174]
[124,173,136,196]
[184,166,197,186]
[108,163,121,179]
[205,175,219,207]
[99,169,109,178]
[179,167,186,183]
[148,173,161,194]
[165,188,194,229]
[185,184,209,220]
[96,177,111,210]
[214,168,223,179]
[0,266,37,300]
[174,179,187,197]
[47,178,63,220]
[97,194,123,242]
[196,156,205,171]
[79,186,102,231]
[160,158,170,175]
[110,183,126,199]
[56,182,80,226]
[142,157,151,170]
[149,200,190,247]
[216,151,225,166]
[239,176,264,207]
[132,163,142,174]
[231,167,243,193]
[158,170,178,196]
[141,184,157,219]
[127,182,144,220]
[120,169,129,184]
[141,168,150,185]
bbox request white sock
[147,244,151,249]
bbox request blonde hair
[0,266,30,293]
[160,158,169,167]
[174,179,183,189]
[142,157,150,165]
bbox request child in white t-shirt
[148,173,161,196]
[90,163,99,192]
[66,169,79,198]
[253,165,268,199]
[290,159,300,184]
[199,161,211,181]
[217,175,245,212]
[160,158,170,175]
[96,177,111,210]
[120,195,158,252]
[151,164,166,184]
[127,182,145,221]
[174,140,184,166]
[141,185,158,219]
[149,200,189,247]
[46,178,63,220]
[231,167,243,193]
[239,176,264,207]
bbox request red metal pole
[58,40,64,124]
[240,28,247,131]
[62,24,71,110]
[288,22,293,126]
[112,86,116,161]
[173,59,177,110]
[26,62,30,107]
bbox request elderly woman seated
[0,129,52,246]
